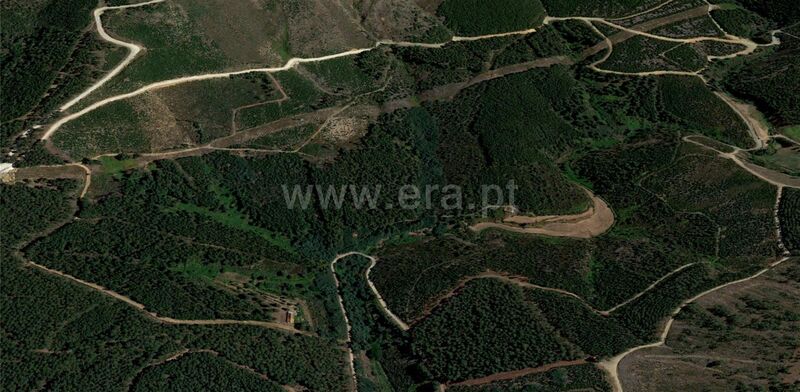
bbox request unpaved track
[684,136,800,188]
[469,189,614,238]
[11,163,92,198]
[412,262,698,326]
[27,261,309,335]
[42,16,542,141]
[329,253,359,392]
[714,92,770,148]
[550,4,780,77]
[598,256,792,392]
[449,359,587,387]
[59,0,166,111]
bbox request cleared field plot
[355,0,452,42]
[619,260,800,391]
[744,140,800,178]
[281,0,371,58]
[53,73,305,158]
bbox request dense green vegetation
[710,7,774,39]
[600,35,679,73]
[437,0,546,35]
[541,0,664,18]
[1,181,348,391]
[334,255,421,391]
[372,232,592,322]
[726,0,800,26]
[412,279,578,382]
[1,0,94,128]
[526,290,640,356]
[132,352,286,391]
[394,36,516,91]
[722,36,800,127]
[425,67,589,215]
[659,76,753,147]
[779,187,800,254]
[3,1,794,387]
[0,0,130,157]
[448,364,612,391]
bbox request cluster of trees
[448,364,612,391]
[527,290,641,356]
[1,0,94,143]
[642,153,778,258]
[394,36,515,91]
[412,279,579,382]
[779,188,800,254]
[602,36,679,73]
[659,76,754,148]
[722,34,800,127]
[1,181,350,391]
[132,352,286,392]
[334,255,421,390]
[437,0,546,36]
[710,7,774,39]
[541,0,663,18]
[372,231,604,320]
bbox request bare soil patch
[470,190,614,239]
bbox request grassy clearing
[99,156,138,176]
[168,201,295,255]
[783,126,800,142]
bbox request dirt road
[12,163,92,198]
[469,189,614,238]
[449,359,588,386]
[714,92,770,148]
[59,0,166,111]
[684,136,800,188]
[598,256,791,392]
[27,261,308,335]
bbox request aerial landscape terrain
[1,0,798,390]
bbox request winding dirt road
[16,1,798,390]
[10,163,92,198]
[41,0,543,141]
[27,261,309,335]
[598,256,792,392]
[59,0,166,111]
